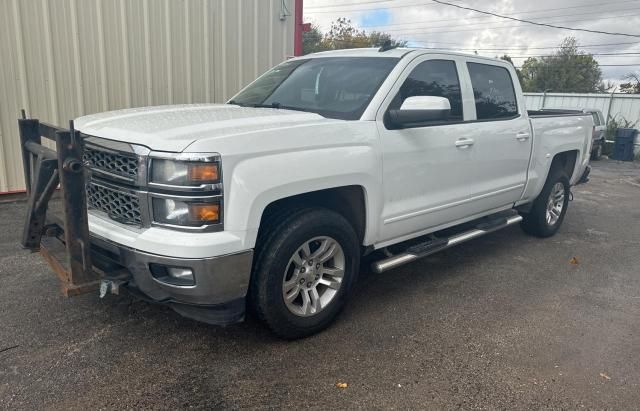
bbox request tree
[620,72,640,93]
[302,18,407,55]
[499,54,525,85]
[518,37,603,93]
[302,24,326,55]
[597,80,616,93]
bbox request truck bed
[527,109,585,117]
[518,113,592,204]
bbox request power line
[408,41,640,51]
[366,8,640,33]
[355,2,640,30]
[306,9,640,40]
[306,0,639,14]
[508,53,640,58]
[305,38,640,54]
[306,0,393,10]
[306,0,445,13]
[304,33,640,51]
[430,0,640,38]
[300,37,640,65]
[302,43,639,59]
[515,64,640,68]
[374,11,640,35]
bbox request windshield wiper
[256,102,317,114]
[232,101,316,115]
[251,102,282,109]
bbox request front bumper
[91,234,253,325]
[17,118,252,326]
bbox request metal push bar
[18,111,99,296]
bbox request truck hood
[74,104,329,152]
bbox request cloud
[358,9,392,27]
[304,0,640,83]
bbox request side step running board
[372,214,523,273]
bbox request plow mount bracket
[19,114,100,296]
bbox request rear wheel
[520,168,570,238]
[591,140,603,160]
[249,208,360,339]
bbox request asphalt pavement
[1,159,639,409]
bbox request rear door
[590,111,606,140]
[463,61,532,205]
[376,55,531,243]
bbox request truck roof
[300,47,504,64]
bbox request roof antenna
[378,39,398,52]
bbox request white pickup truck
[19,48,592,339]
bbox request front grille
[83,146,139,179]
[87,183,143,226]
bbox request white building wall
[0,0,295,193]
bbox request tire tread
[520,166,570,238]
[249,207,359,339]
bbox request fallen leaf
[570,257,579,265]
[336,382,348,389]
[600,372,611,380]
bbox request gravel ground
[1,159,639,410]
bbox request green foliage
[518,37,604,93]
[499,55,525,85]
[600,115,638,156]
[302,18,407,55]
[606,114,638,141]
[302,24,326,55]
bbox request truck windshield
[229,57,400,120]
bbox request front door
[377,55,531,244]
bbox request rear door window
[467,62,518,120]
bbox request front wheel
[520,168,570,238]
[249,208,360,339]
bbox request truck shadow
[108,225,528,345]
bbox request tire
[591,140,603,161]
[520,167,570,238]
[249,208,360,339]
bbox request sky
[303,0,640,87]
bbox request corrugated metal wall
[0,0,294,193]
[525,93,640,126]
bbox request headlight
[152,198,221,227]
[151,159,220,186]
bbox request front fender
[224,146,381,248]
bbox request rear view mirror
[388,96,451,128]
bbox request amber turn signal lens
[189,204,220,223]
[188,163,219,182]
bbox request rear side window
[392,59,463,121]
[467,62,518,120]
[591,112,601,126]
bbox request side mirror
[388,96,451,128]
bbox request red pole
[294,0,303,56]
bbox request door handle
[455,138,475,148]
[516,132,531,142]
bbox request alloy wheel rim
[546,182,565,226]
[282,236,345,317]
